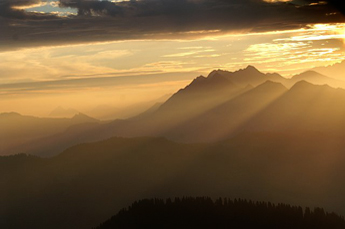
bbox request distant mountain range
[0,112,98,155]
[202,65,345,88]
[3,64,345,228]
[3,65,345,157]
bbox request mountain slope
[244,80,345,134]
[161,81,288,142]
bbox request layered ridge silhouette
[5,66,345,157]
[2,134,345,228]
[0,112,99,156]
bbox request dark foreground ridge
[96,197,345,229]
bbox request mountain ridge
[3,65,345,157]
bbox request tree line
[96,197,345,228]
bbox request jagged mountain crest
[236,65,262,74]
[183,65,265,92]
[186,72,234,90]
[203,66,344,89]
[207,65,263,78]
[202,65,287,88]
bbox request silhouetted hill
[3,134,345,228]
[293,71,332,82]
[313,60,345,81]
[0,112,99,156]
[0,112,21,118]
[97,197,345,229]
[71,112,98,123]
[290,71,345,88]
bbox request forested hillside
[97,197,345,229]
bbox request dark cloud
[1,0,344,51]
[0,0,58,19]
[59,0,123,16]
[295,0,344,11]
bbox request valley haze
[1,0,345,228]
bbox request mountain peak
[293,70,329,80]
[260,80,285,87]
[71,113,98,123]
[292,80,314,87]
[207,71,227,81]
[243,65,260,73]
[193,75,207,82]
[290,80,323,91]
[208,70,222,78]
[289,80,338,98]
[207,69,229,78]
[186,71,233,90]
[252,80,287,93]
[245,65,257,70]
[233,65,262,76]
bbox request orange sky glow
[1,22,344,116]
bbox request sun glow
[284,24,345,44]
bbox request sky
[0,0,345,116]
